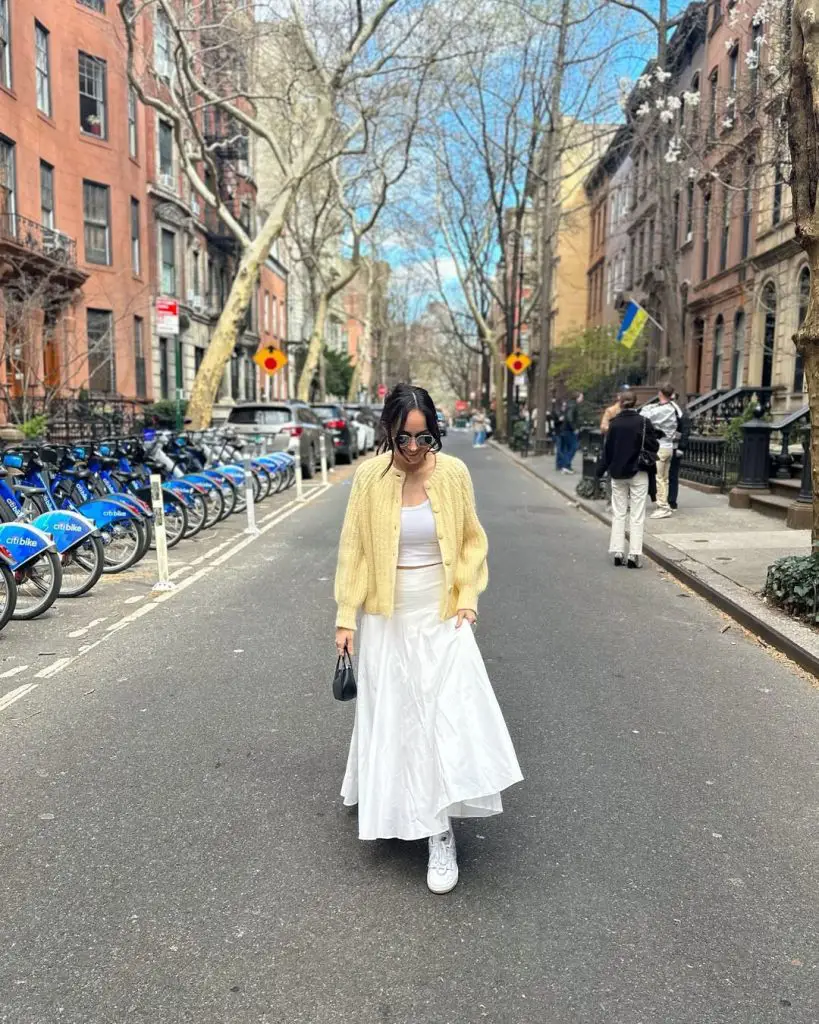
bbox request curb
[492,441,819,678]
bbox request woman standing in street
[596,391,660,568]
[334,383,522,894]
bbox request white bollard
[319,433,329,486]
[149,474,175,592]
[295,449,305,501]
[244,457,259,535]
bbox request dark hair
[378,383,442,467]
[659,382,674,398]
[620,392,637,409]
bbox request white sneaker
[650,508,673,519]
[427,829,458,894]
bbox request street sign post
[156,299,182,429]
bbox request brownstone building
[0,0,152,417]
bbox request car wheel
[302,447,315,479]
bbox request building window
[761,281,777,388]
[628,235,635,287]
[741,160,754,259]
[158,119,174,186]
[161,228,176,295]
[692,317,705,390]
[711,0,722,30]
[732,310,745,387]
[690,73,700,136]
[795,267,809,392]
[78,0,106,11]
[35,22,51,116]
[83,180,110,264]
[707,69,718,141]
[648,218,654,269]
[720,177,732,271]
[772,161,784,225]
[192,250,200,301]
[134,316,146,398]
[155,8,171,77]
[0,136,14,221]
[0,0,10,89]
[159,337,170,399]
[87,309,115,393]
[128,85,138,158]
[749,22,763,103]
[701,191,711,281]
[40,162,54,230]
[728,44,738,100]
[263,291,270,331]
[79,52,107,138]
[130,198,140,275]
[712,315,724,390]
[685,179,694,240]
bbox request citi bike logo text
[10,535,40,548]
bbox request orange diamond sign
[505,350,531,375]
[254,345,288,376]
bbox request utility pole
[534,0,570,452]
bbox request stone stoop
[729,476,811,529]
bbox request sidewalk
[493,441,819,676]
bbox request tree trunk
[490,339,506,441]
[186,198,292,430]
[297,292,329,402]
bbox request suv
[344,405,377,453]
[310,403,358,463]
[226,402,331,478]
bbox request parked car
[436,411,448,437]
[226,402,331,478]
[344,405,377,452]
[310,403,358,463]
[371,404,386,446]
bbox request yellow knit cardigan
[334,452,488,630]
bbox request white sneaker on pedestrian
[560,467,571,474]
[650,508,673,519]
[427,829,458,894]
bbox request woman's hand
[336,628,355,657]
[455,609,477,630]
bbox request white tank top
[398,500,442,566]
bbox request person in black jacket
[596,392,660,568]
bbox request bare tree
[118,0,445,428]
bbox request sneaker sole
[427,872,459,894]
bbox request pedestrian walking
[668,392,690,511]
[334,384,523,894]
[471,408,488,448]
[640,383,679,519]
[596,391,660,568]
[555,392,583,473]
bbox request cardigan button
[445,559,452,566]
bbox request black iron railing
[1,393,147,444]
[680,435,741,490]
[691,386,774,432]
[0,214,79,268]
[770,405,809,479]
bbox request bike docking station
[295,451,305,502]
[319,434,329,486]
[243,453,260,537]
[149,474,176,593]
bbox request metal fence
[680,435,741,491]
[1,394,148,444]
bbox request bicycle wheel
[182,492,207,538]
[254,466,273,500]
[203,485,224,527]
[0,562,17,630]
[13,548,62,620]
[60,534,105,598]
[219,479,238,518]
[101,518,144,573]
[161,493,188,548]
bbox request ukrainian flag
[617,301,648,350]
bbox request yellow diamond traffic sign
[505,350,531,374]
[254,346,288,376]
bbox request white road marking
[34,658,72,679]
[68,617,108,639]
[169,564,193,580]
[0,484,331,715]
[0,683,38,711]
[0,664,29,679]
[124,594,146,604]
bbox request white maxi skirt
[341,564,523,840]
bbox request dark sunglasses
[395,431,435,449]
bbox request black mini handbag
[332,649,357,702]
[637,418,656,471]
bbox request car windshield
[311,406,341,421]
[227,407,291,425]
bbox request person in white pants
[596,391,660,568]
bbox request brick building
[0,0,153,418]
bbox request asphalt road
[1,434,816,1024]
